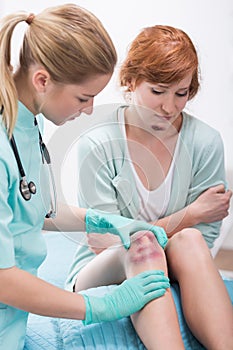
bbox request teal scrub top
[0,102,48,350]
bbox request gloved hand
[82,270,170,325]
[85,208,168,249]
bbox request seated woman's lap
[75,230,167,292]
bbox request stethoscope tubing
[10,135,26,178]
[6,112,57,217]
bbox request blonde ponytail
[0,12,29,137]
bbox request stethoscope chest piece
[20,177,36,201]
[10,135,37,201]
[9,116,57,217]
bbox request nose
[81,98,94,115]
[161,94,175,115]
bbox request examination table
[24,232,233,350]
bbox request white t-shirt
[118,107,180,222]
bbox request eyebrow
[82,93,95,98]
[156,83,190,90]
[177,86,190,90]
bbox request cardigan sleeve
[187,130,227,248]
[76,134,122,215]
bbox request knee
[167,228,211,264]
[171,228,207,251]
[127,230,165,264]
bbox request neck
[14,69,37,115]
[124,106,182,143]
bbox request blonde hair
[120,25,199,99]
[0,4,117,136]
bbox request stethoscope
[1,106,57,218]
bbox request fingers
[123,237,130,249]
[226,189,232,199]
[146,288,167,300]
[210,184,232,197]
[135,270,165,279]
[217,188,232,202]
[144,280,170,292]
[116,232,130,249]
[131,270,170,301]
[213,184,225,193]
[153,228,168,249]
[220,190,232,213]
[135,270,170,285]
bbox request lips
[156,115,173,121]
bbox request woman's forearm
[0,266,85,319]
[152,186,231,237]
[152,205,198,238]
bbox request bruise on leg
[125,230,167,277]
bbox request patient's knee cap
[168,228,208,259]
[128,231,164,264]
[175,228,204,248]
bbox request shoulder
[0,124,17,183]
[181,111,224,170]
[0,121,13,160]
[182,111,223,149]
[182,111,221,138]
[78,104,126,149]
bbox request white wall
[1,0,233,248]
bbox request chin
[55,120,65,126]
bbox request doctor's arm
[0,266,169,323]
[43,183,231,241]
[43,202,86,232]
[43,202,167,249]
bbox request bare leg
[166,228,233,350]
[74,244,126,291]
[126,231,184,350]
[75,231,184,349]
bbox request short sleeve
[0,160,15,268]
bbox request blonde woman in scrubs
[0,6,170,350]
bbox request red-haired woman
[67,25,233,349]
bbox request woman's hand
[190,184,232,224]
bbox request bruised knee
[128,231,165,264]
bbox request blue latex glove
[85,208,168,249]
[82,270,170,325]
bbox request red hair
[119,25,199,100]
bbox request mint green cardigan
[66,105,226,290]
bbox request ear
[32,69,51,93]
[127,78,136,92]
